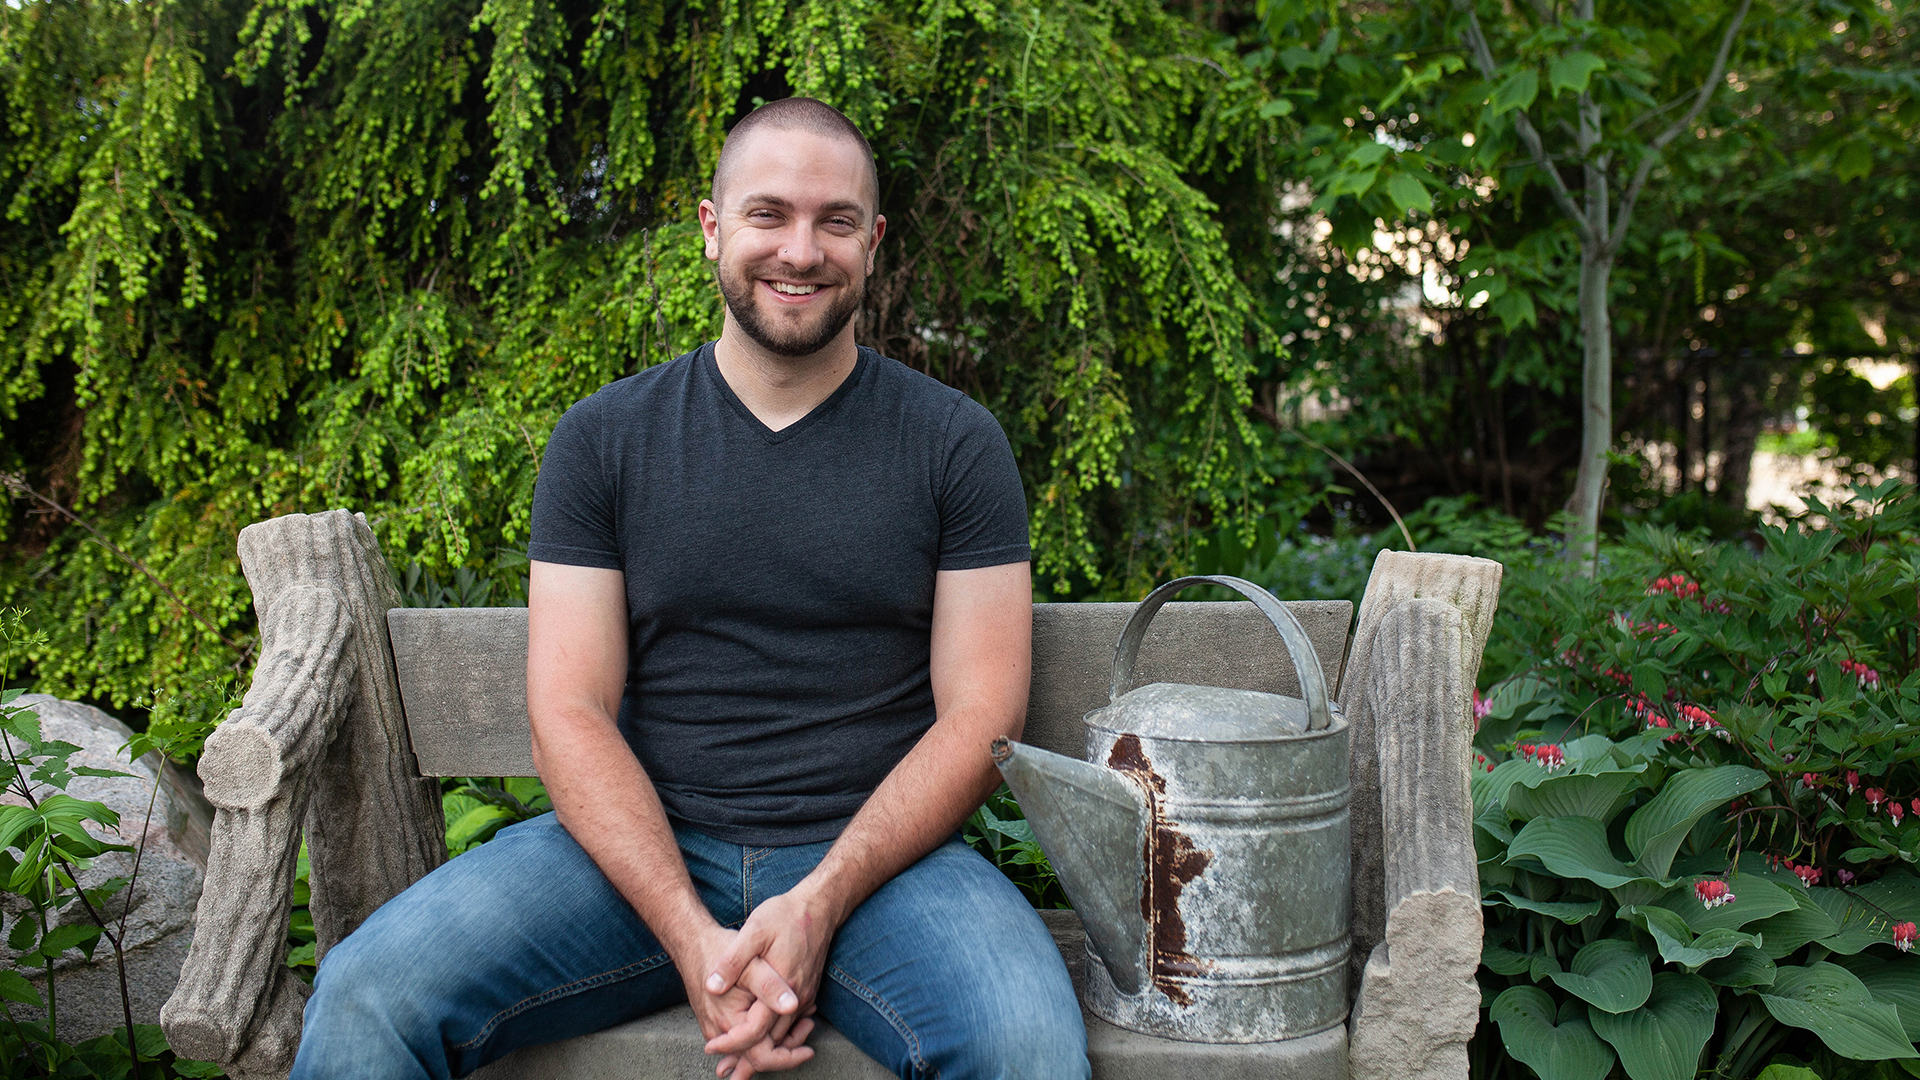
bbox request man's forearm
[533,704,715,954]
[795,708,1013,927]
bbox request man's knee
[947,989,1091,1080]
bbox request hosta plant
[1473,481,1920,1079]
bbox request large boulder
[0,695,212,1042]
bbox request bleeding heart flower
[1895,923,1917,953]
[1695,880,1735,909]
[1867,788,1888,812]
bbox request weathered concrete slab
[391,600,1352,778]
[476,910,1348,1080]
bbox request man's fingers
[742,956,800,1014]
[707,925,770,996]
[717,1037,816,1079]
[778,1017,815,1049]
[704,999,776,1056]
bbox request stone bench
[158,511,1501,1080]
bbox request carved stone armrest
[1339,552,1502,1080]
[161,512,445,1079]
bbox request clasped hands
[674,885,840,1080]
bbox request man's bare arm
[705,560,1032,1059]
[527,561,809,1074]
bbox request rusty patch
[1105,734,1213,1006]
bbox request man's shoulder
[857,348,987,428]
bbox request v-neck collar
[702,342,870,444]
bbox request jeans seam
[451,951,675,1052]
[743,846,769,912]
[828,963,933,1079]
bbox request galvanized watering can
[992,575,1351,1043]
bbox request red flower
[1695,880,1735,909]
[1893,803,1907,826]
[1847,770,1860,794]
[1802,772,1820,789]
[1911,798,1919,817]
[1894,923,1917,953]
[1867,788,1888,812]
[1794,864,1823,887]
[1840,659,1882,689]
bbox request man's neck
[712,324,859,433]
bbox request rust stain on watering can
[1105,733,1212,1006]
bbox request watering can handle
[1108,575,1335,732]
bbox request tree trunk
[1719,361,1763,513]
[1567,246,1613,565]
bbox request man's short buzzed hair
[712,98,879,213]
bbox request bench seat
[477,911,1348,1080]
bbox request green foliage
[1473,483,1920,1078]
[0,0,1296,718]
[964,785,1069,909]
[0,611,222,1076]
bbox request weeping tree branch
[1455,0,1592,239]
[1606,0,1753,260]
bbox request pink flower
[1895,923,1917,953]
[1867,788,1888,812]
[1840,659,1882,689]
[1696,880,1736,909]
[1847,770,1860,794]
[1534,744,1566,771]
[1472,690,1492,724]
[1648,574,1701,600]
[1794,864,1823,887]
[1912,798,1919,817]
[1893,803,1906,826]
[1802,772,1820,789]
[1837,869,1857,886]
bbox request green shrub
[1472,481,1920,1079]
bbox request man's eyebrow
[733,193,870,220]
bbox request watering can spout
[990,737,1151,995]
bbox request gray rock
[0,695,210,1042]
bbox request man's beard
[715,258,864,358]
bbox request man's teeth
[770,282,820,295]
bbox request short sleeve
[936,397,1031,571]
[528,395,623,570]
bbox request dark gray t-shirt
[528,343,1030,845]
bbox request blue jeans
[292,813,1089,1079]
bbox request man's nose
[778,223,825,268]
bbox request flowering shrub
[1472,481,1920,1079]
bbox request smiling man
[289,99,1090,1080]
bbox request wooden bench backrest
[388,600,1353,777]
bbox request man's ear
[866,214,887,273]
[699,199,721,261]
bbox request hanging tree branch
[1455,0,1593,240]
[1605,0,1752,259]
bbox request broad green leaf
[1490,987,1616,1080]
[1547,938,1653,1013]
[1548,51,1608,97]
[1754,1066,1821,1080]
[1833,952,1920,1041]
[1654,874,1802,932]
[1490,69,1540,116]
[1258,98,1294,119]
[1346,143,1390,168]
[1505,771,1641,823]
[1811,887,1898,954]
[1857,871,1920,914]
[1751,898,1843,959]
[1385,173,1432,215]
[1490,891,1602,924]
[1757,962,1918,1060]
[1589,972,1716,1080]
[1490,290,1538,333]
[1325,168,1378,198]
[1483,940,1536,976]
[1624,766,1767,879]
[1700,947,1777,988]
[1509,816,1655,890]
[1622,905,1761,969]
[0,970,41,1007]
[1836,140,1873,182]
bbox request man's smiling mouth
[768,281,822,296]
